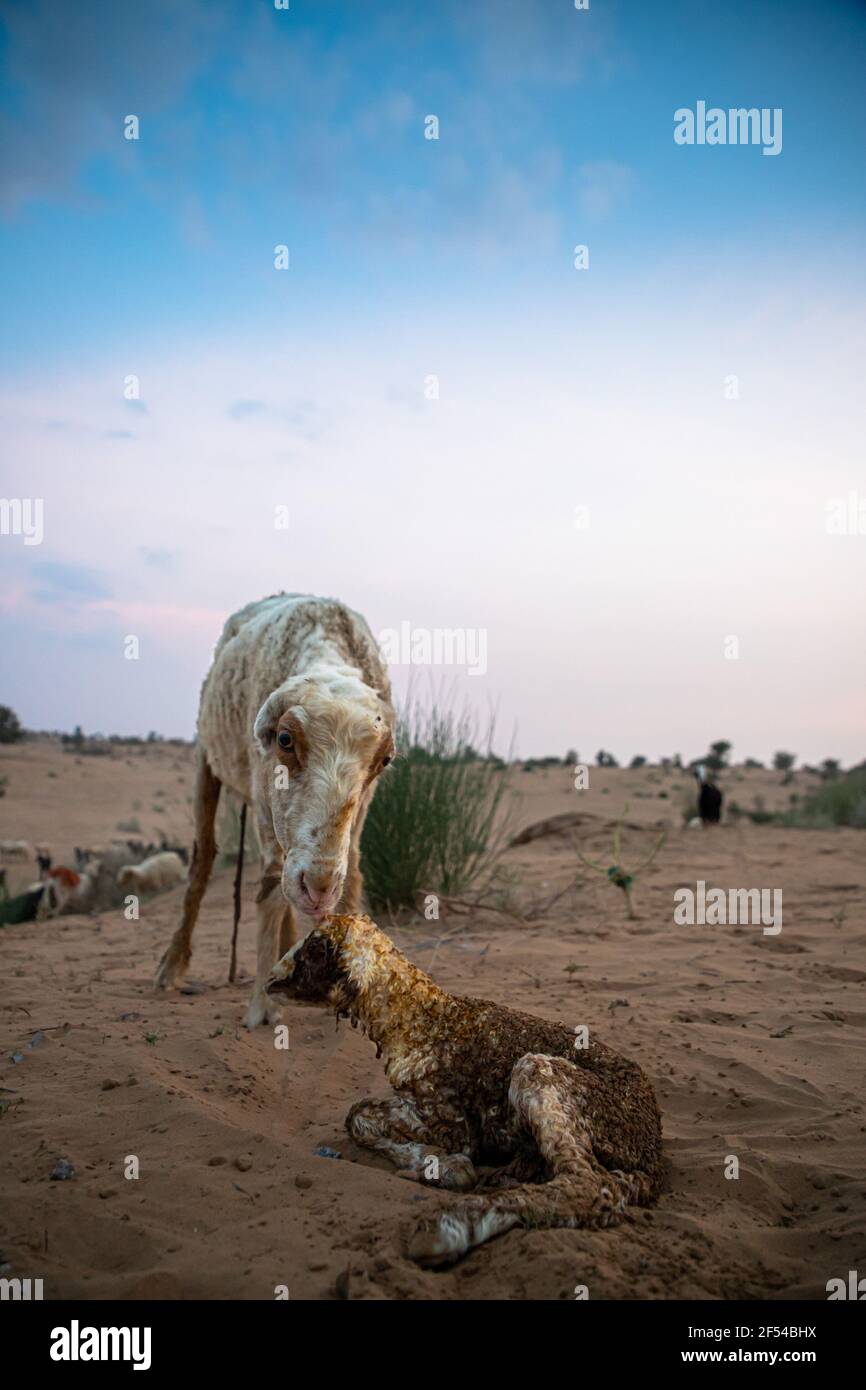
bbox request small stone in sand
[235,1154,253,1172]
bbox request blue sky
[1,0,865,762]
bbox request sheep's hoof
[154,953,186,992]
[244,993,283,1030]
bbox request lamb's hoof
[407,1220,463,1269]
[436,1155,478,1192]
[244,993,283,1030]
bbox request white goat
[154,593,394,1028]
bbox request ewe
[155,594,394,1027]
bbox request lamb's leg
[154,748,221,990]
[408,1053,661,1267]
[346,1097,478,1192]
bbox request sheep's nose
[299,869,340,912]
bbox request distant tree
[672,753,683,769]
[564,749,578,766]
[706,740,732,771]
[0,705,24,744]
[773,751,796,773]
[660,757,672,771]
[629,755,647,769]
[595,749,619,768]
[744,757,764,769]
[820,759,841,780]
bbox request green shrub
[782,766,866,828]
[360,699,515,912]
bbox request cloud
[578,161,634,220]
[227,399,266,420]
[139,547,179,571]
[29,561,113,605]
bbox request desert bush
[116,816,142,833]
[748,795,775,825]
[0,706,24,744]
[782,767,866,828]
[360,698,514,912]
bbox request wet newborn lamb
[267,913,663,1266]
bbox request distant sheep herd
[0,836,188,926]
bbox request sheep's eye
[278,731,293,750]
[382,755,391,767]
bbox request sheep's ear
[254,691,284,755]
[254,685,301,756]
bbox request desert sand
[1,741,864,1300]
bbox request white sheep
[1,840,31,862]
[118,851,186,896]
[154,593,394,1028]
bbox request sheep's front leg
[245,813,295,1028]
[346,1097,478,1192]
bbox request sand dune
[1,745,864,1299]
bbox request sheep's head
[254,675,394,919]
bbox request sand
[1,741,864,1300]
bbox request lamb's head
[254,675,394,918]
[265,913,385,1008]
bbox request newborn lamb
[267,913,664,1266]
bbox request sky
[1,0,865,764]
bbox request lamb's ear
[254,687,293,756]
